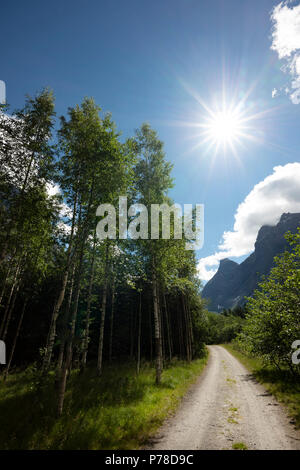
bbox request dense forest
[0,89,209,416]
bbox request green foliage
[221,305,246,319]
[237,229,300,374]
[204,311,244,344]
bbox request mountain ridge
[202,212,300,311]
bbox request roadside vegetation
[237,229,300,375]
[221,229,300,427]
[0,355,208,450]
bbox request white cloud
[198,162,300,282]
[46,182,61,197]
[56,221,72,236]
[198,253,224,281]
[272,88,278,98]
[271,1,300,103]
[0,80,5,104]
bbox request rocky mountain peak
[202,212,300,312]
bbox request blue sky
[1,0,300,281]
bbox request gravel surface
[147,345,300,450]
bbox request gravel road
[147,345,300,450]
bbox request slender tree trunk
[97,243,109,376]
[152,266,162,385]
[56,252,85,415]
[3,299,28,380]
[0,264,12,309]
[186,296,194,359]
[81,239,96,370]
[57,344,71,416]
[57,340,65,372]
[108,276,115,364]
[181,295,188,361]
[68,249,85,368]
[182,294,191,362]
[43,270,69,371]
[57,264,76,371]
[0,263,20,338]
[130,309,135,360]
[43,191,78,371]
[163,293,172,361]
[2,282,20,341]
[158,293,164,363]
[136,290,142,375]
[149,301,153,362]
[178,302,184,359]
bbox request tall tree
[132,123,173,384]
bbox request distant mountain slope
[202,213,300,312]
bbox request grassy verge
[0,353,208,450]
[222,343,300,428]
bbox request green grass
[229,406,238,412]
[223,344,300,429]
[232,442,248,450]
[0,354,208,450]
[227,417,238,424]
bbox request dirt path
[147,345,300,450]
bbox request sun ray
[176,76,284,158]
[170,78,293,164]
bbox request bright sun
[206,110,242,144]
[195,100,259,157]
[178,80,267,158]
